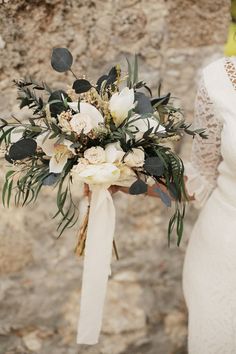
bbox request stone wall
[0,1,230,354]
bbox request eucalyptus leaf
[48,90,68,117]
[8,138,37,160]
[144,157,164,176]
[129,179,147,195]
[154,187,171,207]
[42,173,60,186]
[51,48,73,73]
[73,79,92,94]
[134,92,153,114]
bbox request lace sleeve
[184,78,223,208]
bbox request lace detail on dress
[185,78,223,208]
[224,57,236,90]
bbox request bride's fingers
[109,186,130,194]
[84,184,130,197]
[83,183,90,196]
[83,184,92,202]
[108,186,120,194]
[116,186,130,194]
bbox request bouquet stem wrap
[77,184,115,344]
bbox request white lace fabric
[183,57,236,354]
[185,77,223,208]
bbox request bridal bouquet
[0,48,206,344]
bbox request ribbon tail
[77,186,116,345]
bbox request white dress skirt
[183,57,236,354]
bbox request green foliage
[129,179,147,195]
[51,48,73,73]
[2,158,78,236]
[0,51,207,244]
[14,78,51,115]
[126,54,139,88]
[144,157,164,176]
[73,79,93,94]
[8,139,37,161]
[53,160,78,236]
[0,126,15,146]
[48,90,69,117]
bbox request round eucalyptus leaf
[72,79,92,94]
[51,48,73,73]
[48,90,68,102]
[48,90,68,117]
[42,173,60,186]
[134,92,153,114]
[8,138,37,161]
[154,187,172,207]
[96,75,108,92]
[144,157,164,176]
[129,179,147,195]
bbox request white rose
[129,114,165,140]
[72,158,89,173]
[105,142,125,163]
[124,148,145,168]
[109,87,135,126]
[117,165,137,187]
[72,162,120,185]
[70,113,93,135]
[68,102,104,135]
[84,146,106,164]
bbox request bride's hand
[83,182,194,201]
[83,184,129,199]
[114,178,195,201]
[113,184,164,197]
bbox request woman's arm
[183,77,223,208]
[116,177,195,201]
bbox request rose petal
[80,103,104,125]
[105,142,124,163]
[74,163,120,185]
[109,88,135,126]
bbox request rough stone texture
[167,0,230,48]
[0,1,230,353]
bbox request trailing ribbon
[76,185,116,344]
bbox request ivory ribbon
[76,184,116,345]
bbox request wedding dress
[183,56,236,354]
